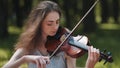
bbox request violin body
[45,26,90,58]
[66,35,90,58]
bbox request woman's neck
[42,32,48,41]
[37,33,49,56]
[40,34,47,47]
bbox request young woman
[3,1,100,68]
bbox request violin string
[77,35,83,41]
[50,0,100,59]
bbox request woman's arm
[2,48,28,68]
[65,54,76,68]
[2,48,50,68]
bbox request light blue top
[28,50,67,68]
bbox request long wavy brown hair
[15,1,61,51]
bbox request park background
[0,0,120,68]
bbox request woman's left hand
[85,46,100,68]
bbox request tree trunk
[112,0,119,23]
[23,0,33,19]
[100,0,109,23]
[63,0,72,29]
[13,0,33,28]
[13,0,23,27]
[82,0,97,33]
[0,0,8,38]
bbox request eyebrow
[48,19,60,22]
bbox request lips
[51,31,57,34]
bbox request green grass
[0,24,120,68]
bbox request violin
[45,27,113,64]
[45,26,88,58]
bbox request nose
[53,25,59,30]
[52,24,59,31]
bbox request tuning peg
[108,56,113,63]
[103,49,106,53]
[104,60,108,65]
[107,52,111,56]
[101,49,106,54]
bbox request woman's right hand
[23,55,50,68]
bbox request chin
[49,33,56,36]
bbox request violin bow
[50,0,100,59]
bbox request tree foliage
[0,0,119,38]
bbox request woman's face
[41,11,60,36]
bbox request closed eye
[47,21,53,26]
